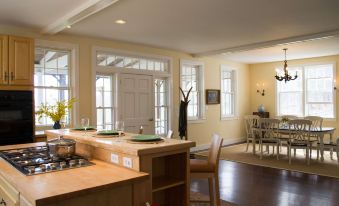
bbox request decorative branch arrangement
[178,87,192,140]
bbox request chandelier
[275,48,297,82]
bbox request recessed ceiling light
[66,25,72,29]
[115,19,126,24]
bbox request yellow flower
[36,98,77,122]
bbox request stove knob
[39,164,46,171]
[69,160,76,167]
[78,159,85,165]
[50,163,57,170]
[27,166,35,174]
[60,161,67,169]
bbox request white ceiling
[218,36,339,64]
[0,0,90,28]
[0,0,339,63]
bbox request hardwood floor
[191,160,339,206]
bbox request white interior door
[119,73,154,134]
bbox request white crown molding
[193,29,339,57]
[41,0,120,35]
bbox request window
[277,64,335,119]
[221,66,237,118]
[34,48,71,127]
[154,79,169,135]
[96,75,114,130]
[96,52,169,72]
[180,60,204,120]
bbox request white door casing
[119,73,154,134]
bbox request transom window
[96,52,169,72]
[34,48,71,126]
[180,60,204,120]
[276,63,335,119]
[221,66,237,118]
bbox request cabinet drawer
[0,185,18,206]
[0,175,19,206]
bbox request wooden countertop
[0,143,149,206]
[45,130,196,156]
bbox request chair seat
[262,139,278,143]
[190,159,214,173]
[288,140,308,146]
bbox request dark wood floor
[191,160,339,206]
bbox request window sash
[180,64,203,120]
[221,68,236,118]
[34,48,72,127]
[276,64,335,118]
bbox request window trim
[275,62,336,120]
[35,40,79,130]
[179,59,206,122]
[220,65,238,120]
[91,46,173,133]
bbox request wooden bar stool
[190,134,223,206]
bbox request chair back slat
[244,115,260,137]
[304,116,323,131]
[288,119,312,142]
[258,118,280,140]
[208,134,223,169]
[281,115,298,120]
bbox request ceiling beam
[41,0,120,35]
[193,29,339,57]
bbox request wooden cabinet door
[0,35,8,85]
[8,36,34,86]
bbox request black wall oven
[0,90,34,145]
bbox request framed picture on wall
[206,89,220,104]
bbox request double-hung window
[34,48,72,128]
[154,79,169,135]
[220,66,237,118]
[180,60,204,120]
[96,75,114,130]
[276,64,335,119]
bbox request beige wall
[249,55,339,137]
[0,24,250,146]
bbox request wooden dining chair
[255,118,281,160]
[244,115,260,153]
[190,134,223,206]
[166,130,173,139]
[287,119,313,165]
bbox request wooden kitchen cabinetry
[0,35,34,89]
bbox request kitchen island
[45,130,196,206]
[0,142,149,206]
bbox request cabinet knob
[10,72,14,81]
[0,198,6,206]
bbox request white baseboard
[190,137,246,153]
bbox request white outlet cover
[123,157,133,168]
[111,153,119,164]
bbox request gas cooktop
[0,146,94,175]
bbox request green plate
[131,135,162,142]
[71,127,96,131]
[97,130,119,135]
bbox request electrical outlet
[123,157,133,168]
[111,153,119,164]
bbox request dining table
[252,126,336,162]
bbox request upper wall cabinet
[0,35,34,87]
